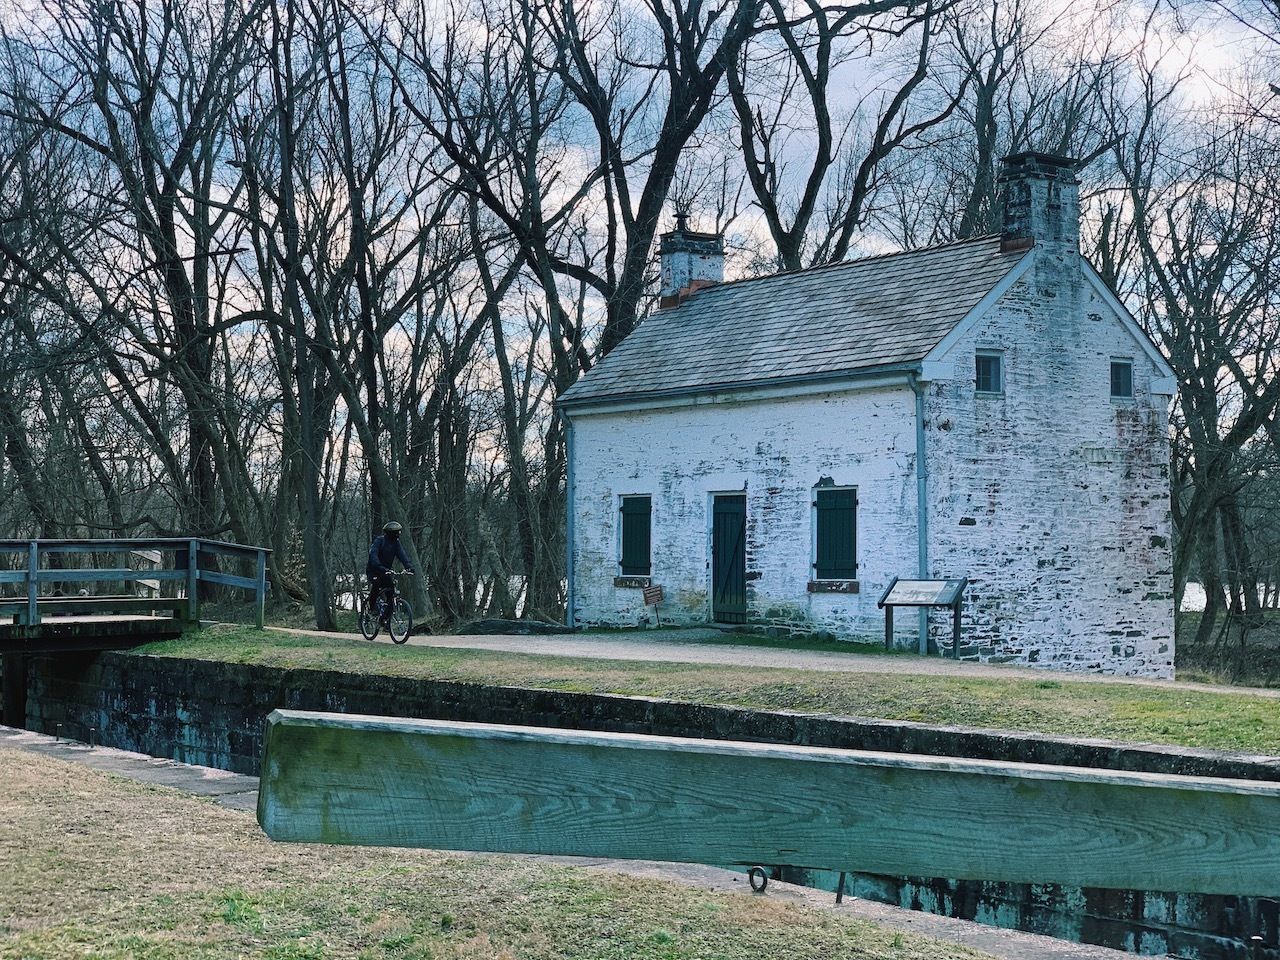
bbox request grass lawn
[0,749,989,960]
[136,625,1280,755]
[207,600,875,657]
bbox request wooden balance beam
[257,709,1280,896]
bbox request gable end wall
[925,264,1174,677]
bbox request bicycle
[359,570,414,644]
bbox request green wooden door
[712,495,747,624]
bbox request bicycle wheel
[358,598,380,641]
[389,597,414,644]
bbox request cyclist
[367,521,415,625]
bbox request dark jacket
[367,535,414,575]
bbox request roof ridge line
[690,233,1005,296]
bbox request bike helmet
[383,521,403,538]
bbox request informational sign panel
[876,577,969,658]
[642,584,664,626]
[879,579,966,609]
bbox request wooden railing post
[187,539,200,625]
[26,541,38,627]
[254,549,267,629]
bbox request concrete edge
[126,648,1280,782]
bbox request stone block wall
[570,386,922,644]
[926,260,1174,677]
[782,869,1278,959]
[22,650,1277,779]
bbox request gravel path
[268,624,1280,698]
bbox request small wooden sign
[643,584,664,627]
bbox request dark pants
[366,567,392,615]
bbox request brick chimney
[658,213,724,309]
[997,152,1080,256]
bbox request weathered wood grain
[195,569,260,591]
[31,597,189,616]
[0,538,270,642]
[0,537,272,557]
[33,569,187,584]
[257,710,1280,896]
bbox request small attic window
[1111,359,1134,399]
[975,351,1003,395]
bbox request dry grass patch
[0,748,988,960]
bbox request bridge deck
[0,614,187,654]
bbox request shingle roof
[560,235,1030,408]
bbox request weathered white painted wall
[569,252,1174,677]
[570,387,922,643]
[925,256,1174,677]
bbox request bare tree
[727,0,962,270]
[1099,54,1280,643]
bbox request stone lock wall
[782,868,1278,959]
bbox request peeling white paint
[570,257,1173,678]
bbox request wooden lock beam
[257,709,1280,897]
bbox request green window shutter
[814,489,857,579]
[620,496,652,576]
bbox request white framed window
[1110,358,1134,399]
[975,350,1003,395]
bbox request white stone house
[559,153,1177,677]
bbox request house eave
[922,248,1036,365]
[557,363,923,418]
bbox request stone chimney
[658,212,724,309]
[997,152,1080,255]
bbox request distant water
[1180,583,1280,613]
[1181,583,1206,612]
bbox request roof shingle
[560,235,1029,408]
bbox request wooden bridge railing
[0,538,271,630]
